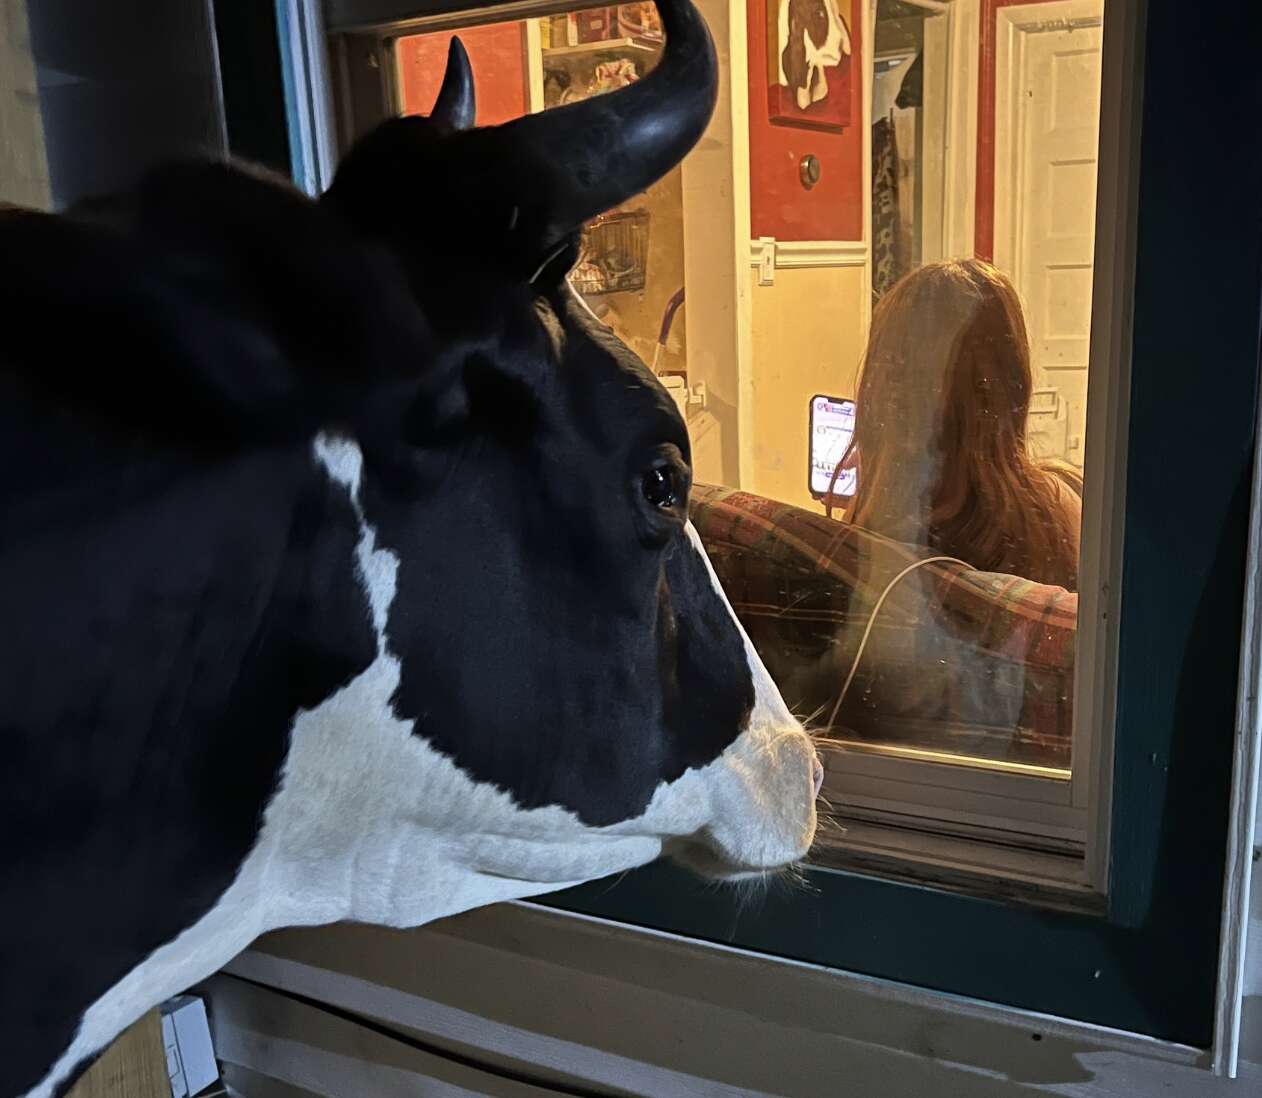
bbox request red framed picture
[767,0,852,132]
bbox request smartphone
[808,394,857,500]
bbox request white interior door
[993,0,1104,468]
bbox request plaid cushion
[689,484,1077,768]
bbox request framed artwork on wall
[767,0,853,131]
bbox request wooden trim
[1213,367,1262,1076]
[975,0,1051,260]
[835,740,1070,779]
[324,0,610,35]
[859,0,873,341]
[683,0,751,489]
[918,7,949,262]
[523,17,544,113]
[984,0,1122,904]
[746,239,867,268]
[808,814,1103,915]
[66,1011,168,1098]
[207,904,1217,1098]
[1074,0,1145,900]
[942,0,979,258]
[277,0,340,195]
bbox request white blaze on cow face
[295,435,818,895]
[665,522,820,877]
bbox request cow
[0,2,821,1094]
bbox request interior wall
[680,0,752,489]
[741,0,871,508]
[396,22,528,125]
[747,0,865,240]
[588,166,689,376]
[748,262,866,510]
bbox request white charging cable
[824,554,972,732]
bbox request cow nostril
[811,758,824,798]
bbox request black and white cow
[0,2,820,1094]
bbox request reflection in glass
[383,0,1105,778]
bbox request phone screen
[809,395,857,499]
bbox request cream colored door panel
[995,2,1104,465]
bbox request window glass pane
[827,0,1095,777]
[739,0,1102,780]
[373,0,1107,829]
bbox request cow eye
[632,445,689,540]
[642,465,680,510]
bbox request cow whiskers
[705,860,819,909]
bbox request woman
[831,258,1082,589]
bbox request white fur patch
[27,436,817,1098]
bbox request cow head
[3,4,819,1093]
[287,0,821,909]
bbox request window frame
[548,0,1261,1046]
[231,0,1262,1047]
[314,0,1123,885]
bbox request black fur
[371,290,752,825]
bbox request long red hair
[835,259,1080,588]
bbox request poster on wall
[767,0,853,131]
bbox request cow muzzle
[668,721,821,882]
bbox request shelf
[542,37,660,62]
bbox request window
[271,0,1260,1049]
[320,0,1116,899]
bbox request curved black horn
[485,0,716,246]
[431,37,476,131]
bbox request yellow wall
[585,167,688,374]
[746,263,867,510]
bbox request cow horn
[431,37,476,131]
[485,0,716,247]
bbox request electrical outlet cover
[160,995,217,1098]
